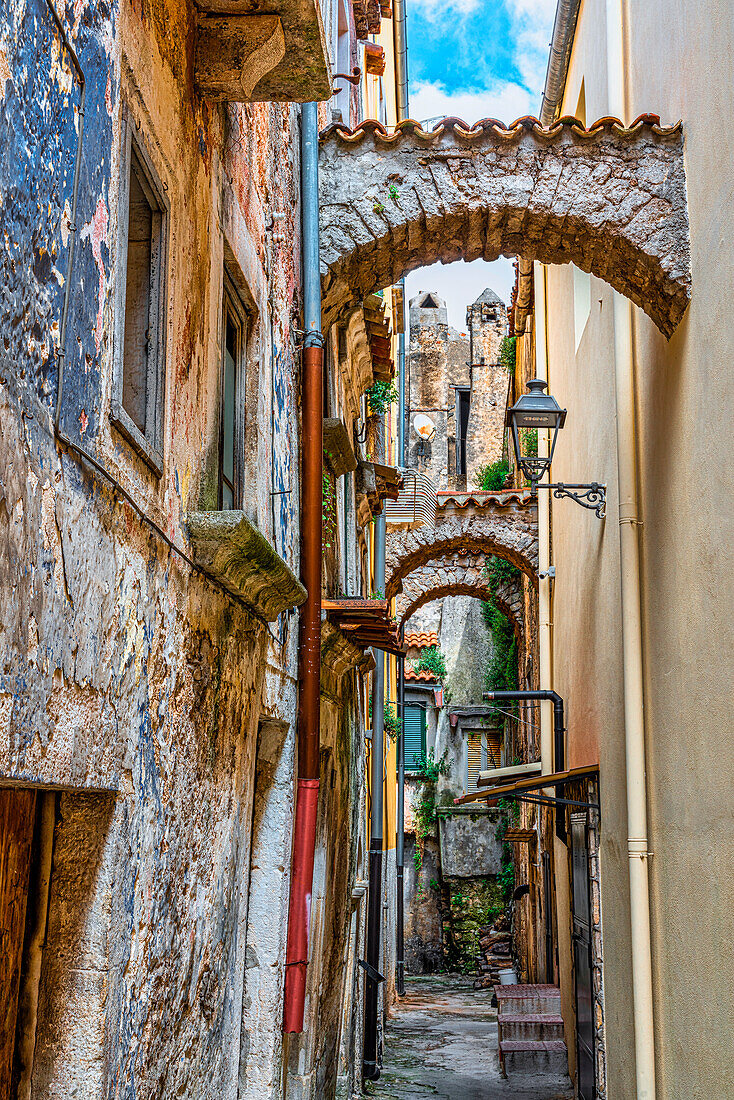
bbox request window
[455,387,471,481]
[465,729,503,793]
[403,704,426,770]
[219,275,247,509]
[112,115,168,473]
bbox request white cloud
[410,78,537,126]
[504,0,557,97]
[406,258,516,333]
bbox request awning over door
[453,764,600,807]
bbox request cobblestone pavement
[366,975,573,1100]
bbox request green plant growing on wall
[411,645,447,683]
[483,553,520,590]
[366,379,399,416]
[322,471,337,549]
[499,335,516,370]
[412,751,450,874]
[387,183,400,202]
[373,199,385,214]
[368,699,402,746]
[474,458,510,491]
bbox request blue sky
[404,0,557,324]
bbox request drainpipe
[393,0,409,1002]
[363,516,386,1080]
[283,100,324,1035]
[533,265,553,781]
[606,2,656,1094]
[485,691,565,775]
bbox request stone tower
[464,288,509,489]
[407,288,509,492]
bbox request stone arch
[319,115,690,337]
[398,564,525,647]
[385,494,538,601]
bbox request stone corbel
[195,14,286,100]
[323,417,357,478]
[187,511,306,620]
[321,620,376,678]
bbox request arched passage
[385,492,538,601]
[319,115,690,336]
[398,567,525,647]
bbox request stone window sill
[186,511,306,621]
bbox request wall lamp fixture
[506,379,606,519]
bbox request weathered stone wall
[464,291,511,489]
[0,1,368,1097]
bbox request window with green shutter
[403,704,426,770]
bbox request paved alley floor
[366,975,573,1100]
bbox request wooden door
[0,789,37,1099]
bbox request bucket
[497,968,517,985]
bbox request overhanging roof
[454,764,599,806]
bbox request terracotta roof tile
[404,667,438,683]
[404,630,439,648]
[320,114,682,144]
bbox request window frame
[403,702,427,772]
[218,271,248,510]
[111,109,169,475]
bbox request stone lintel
[194,0,332,102]
[187,511,306,620]
[323,417,357,477]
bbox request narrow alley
[369,978,572,1100]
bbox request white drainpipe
[533,263,553,781]
[606,1,657,1096]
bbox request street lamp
[506,379,606,519]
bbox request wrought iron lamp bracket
[534,481,607,519]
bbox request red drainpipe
[283,337,323,1033]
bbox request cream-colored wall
[545,2,734,1097]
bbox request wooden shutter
[466,733,483,792]
[403,704,425,770]
[485,730,503,769]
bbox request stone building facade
[0,0,398,1097]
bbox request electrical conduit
[283,100,324,1035]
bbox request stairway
[495,984,568,1077]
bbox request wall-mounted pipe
[283,100,324,1035]
[485,690,565,774]
[393,0,409,1003]
[606,2,656,1093]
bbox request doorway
[571,812,595,1100]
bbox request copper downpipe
[283,341,323,1033]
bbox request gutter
[283,100,324,1034]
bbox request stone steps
[500,1039,568,1075]
[496,983,561,1014]
[498,1012,565,1042]
[496,985,568,1078]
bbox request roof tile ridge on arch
[318,113,683,144]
